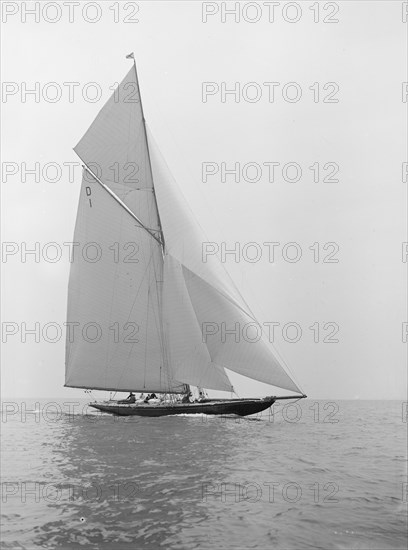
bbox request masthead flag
[126,52,134,59]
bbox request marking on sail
[79,160,163,246]
[85,186,92,207]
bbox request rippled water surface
[1,399,406,549]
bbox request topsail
[74,66,160,234]
[65,60,302,396]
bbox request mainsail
[65,171,181,393]
[65,59,302,396]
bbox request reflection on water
[1,400,406,549]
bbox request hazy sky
[1,1,406,399]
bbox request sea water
[1,399,406,549]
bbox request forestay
[149,132,301,394]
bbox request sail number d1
[85,186,92,208]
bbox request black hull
[89,397,276,417]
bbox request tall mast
[129,53,166,254]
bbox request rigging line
[264,340,304,393]
[131,56,165,253]
[77,158,162,246]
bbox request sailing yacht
[64,54,306,417]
